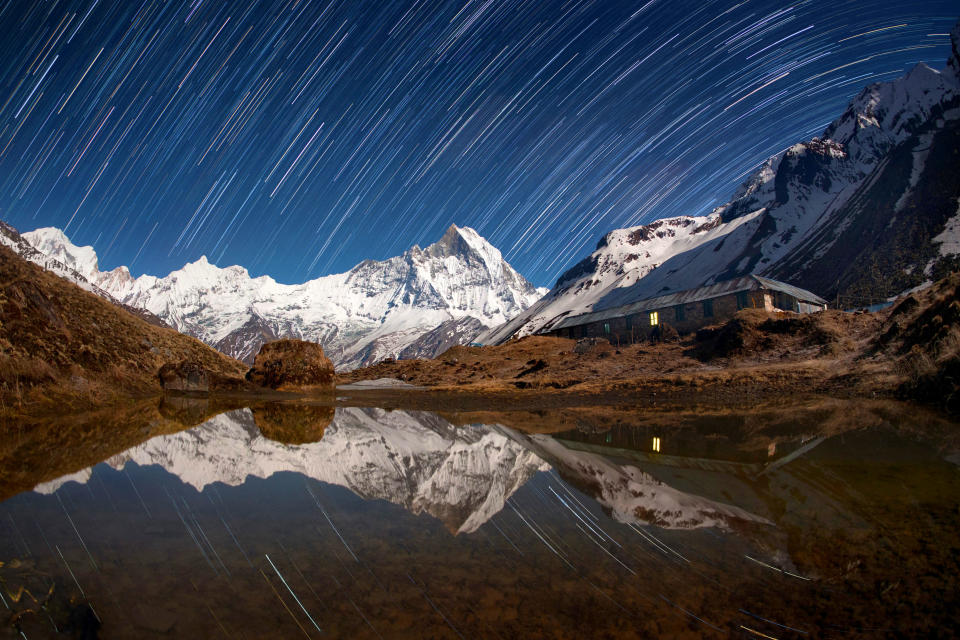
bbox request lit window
[652,437,661,453]
[649,311,659,326]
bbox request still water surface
[0,400,958,638]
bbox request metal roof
[550,275,826,330]
[751,275,827,305]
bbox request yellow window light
[652,437,660,452]
[649,311,659,326]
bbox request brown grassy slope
[339,271,960,411]
[0,244,246,417]
[337,309,883,394]
[877,272,960,411]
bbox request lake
[0,398,958,638]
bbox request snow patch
[932,197,960,256]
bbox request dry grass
[0,245,246,418]
[337,310,884,402]
[340,274,960,412]
[879,273,960,411]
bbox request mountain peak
[22,227,99,278]
[436,223,468,247]
[423,223,499,263]
[949,19,960,80]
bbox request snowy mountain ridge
[482,24,960,343]
[19,224,547,368]
[0,221,169,327]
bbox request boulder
[246,339,334,390]
[158,360,209,393]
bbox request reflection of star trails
[56,493,97,571]
[266,554,322,634]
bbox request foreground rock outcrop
[158,361,210,392]
[245,339,335,390]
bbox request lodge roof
[550,275,827,331]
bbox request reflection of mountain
[505,431,772,530]
[34,403,779,533]
[37,407,549,534]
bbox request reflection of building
[544,275,826,343]
[554,422,806,468]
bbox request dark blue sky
[0,0,955,286]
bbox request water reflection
[0,400,957,638]
[38,407,546,535]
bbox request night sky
[0,1,955,286]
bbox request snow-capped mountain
[20,224,547,368]
[0,221,168,327]
[482,23,960,343]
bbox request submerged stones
[245,339,335,390]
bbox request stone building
[544,275,827,343]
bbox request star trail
[0,0,955,286]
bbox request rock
[246,339,334,390]
[573,337,609,354]
[158,360,209,393]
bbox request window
[736,291,748,309]
[649,311,659,326]
[603,322,610,334]
[703,299,714,318]
[625,315,633,331]
[580,325,588,338]
[652,437,661,453]
[674,304,685,322]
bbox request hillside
[341,271,960,413]
[0,244,246,417]
[480,21,960,344]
